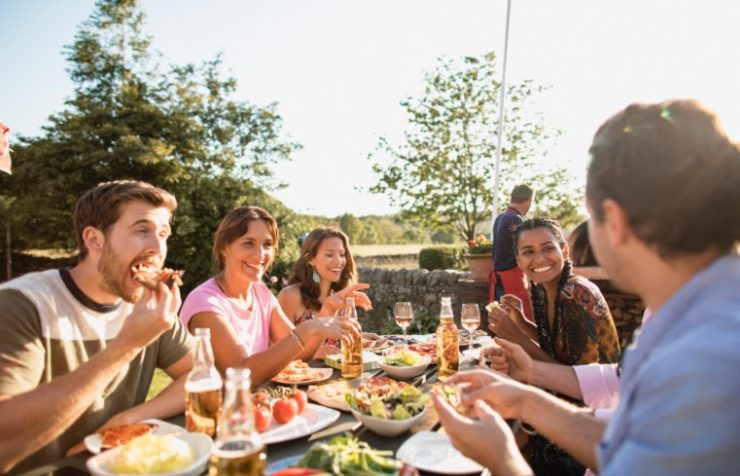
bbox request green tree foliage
[368,52,583,241]
[0,0,299,289]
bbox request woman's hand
[298,316,361,348]
[500,294,527,326]
[320,283,373,315]
[488,303,528,343]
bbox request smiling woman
[487,217,621,475]
[178,207,364,386]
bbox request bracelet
[520,422,538,436]
[290,328,305,350]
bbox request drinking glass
[460,303,481,355]
[394,302,414,342]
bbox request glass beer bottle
[209,368,267,476]
[186,328,222,438]
[436,296,460,378]
[340,296,363,378]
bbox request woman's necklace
[215,275,253,311]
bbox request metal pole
[491,0,512,239]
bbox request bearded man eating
[0,180,193,474]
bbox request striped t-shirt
[0,269,192,474]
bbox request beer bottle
[436,296,460,378]
[209,368,267,476]
[340,297,363,378]
[185,328,223,438]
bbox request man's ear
[82,226,106,256]
[601,199,631,247]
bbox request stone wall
[357,267,644,349]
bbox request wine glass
[460,303,481,357]
[394,302,414,342]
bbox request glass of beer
[394,302,414,342]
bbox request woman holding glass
[278,226,378,357]
[179,207,361,386]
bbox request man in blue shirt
[435,100,740,476]
[491,185,533,320]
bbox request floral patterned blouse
[531,262,621,365]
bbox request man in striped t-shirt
[0,181,193,474]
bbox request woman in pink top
[180,206,362,385]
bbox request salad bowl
[378,348,431,380]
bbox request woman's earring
[312,268,321,284]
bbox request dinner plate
[396,431,484,475]
[271,367,333,385]
[261,403,340,445]
[84,418,184,454]
[86,431,213,476]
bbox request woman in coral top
[180,206,362,385]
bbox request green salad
[298,434,401,476]
[346,382,428,420]
[383,349,425,367]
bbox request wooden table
[19,343,485,476]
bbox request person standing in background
[491,184,534,321]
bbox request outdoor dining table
[18,335,489,476]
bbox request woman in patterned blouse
[487,217,620,476]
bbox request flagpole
[491,0,512,239]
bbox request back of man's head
[74,180,177,260]
[511,184,534,204]
[587,100,740,257]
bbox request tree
[0,0,299,288]
[368,52,581,241]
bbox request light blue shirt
[598,255,740,475]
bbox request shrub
[418,246,460,270]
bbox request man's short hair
[587,100,740,257]
[511,184,534,203]
[74,181,177,260]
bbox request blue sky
[2,0,739,217]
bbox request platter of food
[307,380,352,412]
[252,387,340,444]
[268,434,403,476]
[388,343,437,361]
[86,432,212,476]
[347,376,429,436]
[261,403,340,445]
[272,360,333,385]
[84,419,183,454]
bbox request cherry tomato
[253,406,272,432]
[291,389,308,413]
[272,397,299,424]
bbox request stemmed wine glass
[394,302,414,343]
[460,303,481,357]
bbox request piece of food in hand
[485,301,502,313]
[99,422,158,449]
[133,265,184,290]
[107,433,194,474]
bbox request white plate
[397,431,483,474]
[271,367,333,385]
[84,418,185,454]
[86,431,213,476]
[261,403,340,445]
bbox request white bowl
[378,355,431,380]
[350,406,427,437]
[86,432,213,476]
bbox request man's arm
[520,386,606,471]
[530,361,583,400]
[0,284,179,473]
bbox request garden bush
[418,246,461,271]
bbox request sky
[2,0,739,217]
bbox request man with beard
[0,180,193,474]
[434,100,740,475]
